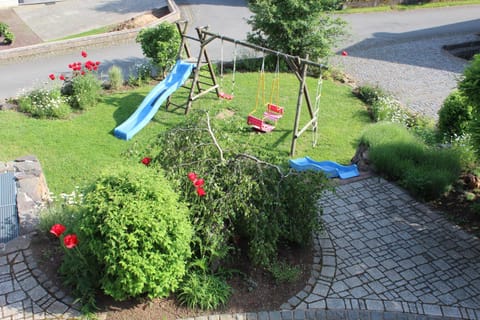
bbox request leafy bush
[136,22,180,75]
[60,167,192,304]
[147,111,329,267]
[438,90,473,140]
[67,72,102,110]
[354,85,384,106]
[177,271,231,310]
[247,0,347,60]
[361,122,461,200]
[107,65,124,90]
[17,87,71,119]
[459,54,480,109]
[0,22,14,44]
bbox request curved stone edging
[0,0,180,63]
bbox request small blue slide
[114,60,195,140]
[289,156,360,179]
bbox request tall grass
[360,122,461,200]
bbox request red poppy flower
[141,157,151,166]
[196,187,206,197]
[63,234,78,249]
[81,51,87,58]
[93,66,98,71]
[81,71,86,76]
[194,178,204,188]
[59,74,66,81]
[68,64,73,69]
[50,224,66,237]
[341,51,348,56]
[48,74,55,80]
[95,61,101,66]
[188,172,197,182]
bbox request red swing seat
[263,103,284,122]
[247,115,275,133]
[219,92,234,100]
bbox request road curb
[0,0,180,63]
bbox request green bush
[0,22,14,44]
[459,54,480,109]
[177,271,231,310]
[148,111,329,267]
[67,72,102,110]
[361,122,461,200]
[438,90,473,140]
[136,22,180,75]
[107,65,124,90]
[354,85,384,106]
[61,167,192,304]
[17,87,71,119]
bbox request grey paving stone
[365,300,384,311]
[6,290,27,303]
[268,311,282,320]
[422,304,442,317]
[308,299,326,309]
[0,279,14,293]
[28,285,48,302]
[326,298,346,309]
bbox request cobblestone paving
[0,238,80,320]
[280,177,480,319]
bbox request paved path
[278,177,480,319]
[2,176,480,319]
[0,237,81,319]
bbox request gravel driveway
[329,6,480,119]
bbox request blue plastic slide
[114,60,195,140]
[289,156,360,179]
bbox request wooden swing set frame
[175,21,325,156]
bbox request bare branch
[205,112,225,162]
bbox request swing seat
[247,115,275,133]
[263,103,284,121]
[219,92,234,100]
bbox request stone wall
[0,155,50,235]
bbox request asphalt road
[0,2,479,107]
[0,0,250,101]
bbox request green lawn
[0,72,371,194]
[338,0,480,13]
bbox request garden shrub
[354,85,384,106]
[67,72,102,110]
[458,54,480,157]
[17,87,71,119]
[438,90,473,141]
[147,111,329,268]
[459,54,480,109]
[60,166,192,304]
[361,122,461,200]
[136,22,180,76]
[107,65,124,90]
[0,22,14,44]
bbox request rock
[1,155,51,237]
[351,143,371,172]
[464,173,480,190]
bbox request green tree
[247,0,347,60]
[136,22,181,75]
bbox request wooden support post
[290,60,309,156]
